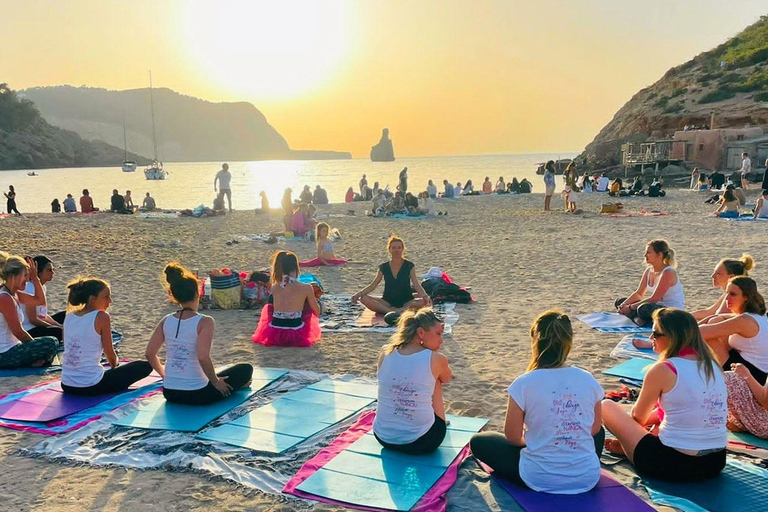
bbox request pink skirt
[252,303,321,347]
[300,257,347,268]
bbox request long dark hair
[67,277,109,310]
[653,308,719,384]
[271,251,300,284]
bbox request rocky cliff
[21,86,350,162]
[370,128,395,162]
[579,15,768,170]
[0,83,149,170]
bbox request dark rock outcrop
[370,128,395,162]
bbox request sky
[2,1,766,158]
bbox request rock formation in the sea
[20,85,351,162]
[0,83,149,170]
[579,15,768,170]
[370,128,396,162]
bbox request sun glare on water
[182,1,354,100]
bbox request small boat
[122,161,137,172]
[27,171,38,176]
[144,161,168,180]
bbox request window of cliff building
[699,143,705,150]
[737,135,745,141]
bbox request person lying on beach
[146,262,254,404]
[0,253,58,369]
[699,276,768,384]
[61,277,152,395]
[713,188,740,217]
[602,308,727,482]
[691,255,755,321]
[373,308,452,454]
[20,255,64,341]
[755,189,768,218]
[470,311,605,493]
[252,251,321,347]
[616,240,685,326]
[300,222,347,267]
[352,235,431,319]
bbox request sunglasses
[651,330,667,339]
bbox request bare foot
[633,317,646,327]
[632,338,653,349]
[604,438,626,456]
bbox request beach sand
[1,188,766,512]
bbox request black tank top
[379,260,414,308]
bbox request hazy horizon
[4,1,767,158]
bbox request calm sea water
[3,153,576,213]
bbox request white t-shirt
[597,176,610,191]
[20,281,48,331]
[453,185,463,197]
[62,311,105,388]
[426,184,438,197]
[740,157,751,174]
[215,169,232,190]
[508,366,604,494]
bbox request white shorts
[545,185,555,196]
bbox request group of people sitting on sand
[709,184,768,219]
[48,190,158,214]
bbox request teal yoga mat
[113,368,287,432]
[643,460,768,512]
[728,431,768,450]
[603,358,654,382]
[196,379,376,453]
[295,414,488,511]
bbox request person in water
[252,251,321,347]
[352,235,431,319]
[145,262,253,404]
[61,277,152,395]
[300,222,347,267]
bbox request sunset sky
[3,1,766,158]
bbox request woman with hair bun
[373,307,452,454]
[252,250,321,347]
[470,311,604,494]
[700,276,768,384]
[61,277,152,395]
[693,254,755,321]
[0,252,58,368]
[145,263,253,404]
[616,240,685,326]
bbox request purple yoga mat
[0,375,160,422]
[495,471,655,512]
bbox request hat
[422,267,442,279]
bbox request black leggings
[374,414,447,455]
[61,361,153,395]
[615,297,664,326]
[469,428,605,485]
[163,363,253,405]
[0,336,59,369]
[724,349,768,385]
[7,199,20,215]
[633,434,725,481]
[27,325,63,342]
[51,311,66,325]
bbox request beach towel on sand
[610,335,658,361]
[577,313,652,333]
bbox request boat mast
[122,112,128,161]
[149,70,158,162]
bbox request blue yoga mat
[577,313,652,333]
[295,414,488,511]
[387,213,428,219]
[728,431,768,450]
[196,379,376,453]
[113,368,287,432]
[603,358,654,382]
[643,460,768,512]
[0,365,62,377]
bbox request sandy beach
[1,188,767,512]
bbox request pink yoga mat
[0,374,161,422]
[283,410,468,512]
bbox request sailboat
[144,71,168,180]
[121,114,136,172]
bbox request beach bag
[244,271,272,308]
[209,273,242,309]
[428,281,472,304]
[600,202,623,214]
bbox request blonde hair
[66,276,110,311]
[647,240,677,268]
[652,308,719,384]
[527,310,573,371]
[315,222,330,248]
[0,251,29,284]
[720,253,755,277]
[381,308,442,355]
[387,234,405,255]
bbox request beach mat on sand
[610,335,658,361]
[0,365,62,377]
[495,471,655,512]
[577,313,652,333]
[320,295,458,334]
[642,460,768,512]
[196,379,377,453]
[728,431,768,450]
[602,358,653,383]
[113,369,287,432]
[0,374,161,422]
[287,411,488,512]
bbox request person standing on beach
[762,158,768,191]
[739,153,751,190]
[543,160,556,211]
[398,167,408,196]
[214,163,232,212]
[359,174,368,197]
[4,186,21,216]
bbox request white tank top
[163,313,208,391]
[757,200,768,218]
[20,281,48,331]
[729,313,768,372]
[62,310,105,387]
[658,358,727,451]
[373,349,436,444]
[0,289,22,354]
[646,267,685,309]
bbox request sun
[182,1,354,100]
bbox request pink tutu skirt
[252,303,321,347]
[299,257,347,267]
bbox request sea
[3,153,577,213]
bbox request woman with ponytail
[693,254,755,321]
[0,252,58,368]
[603,308,727,481]
[616,240,685,326]
[61,277,152,395]
[251,250,321,347]
[470,311,604,494]
[373,307,452,454]
[145,263,253,404]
